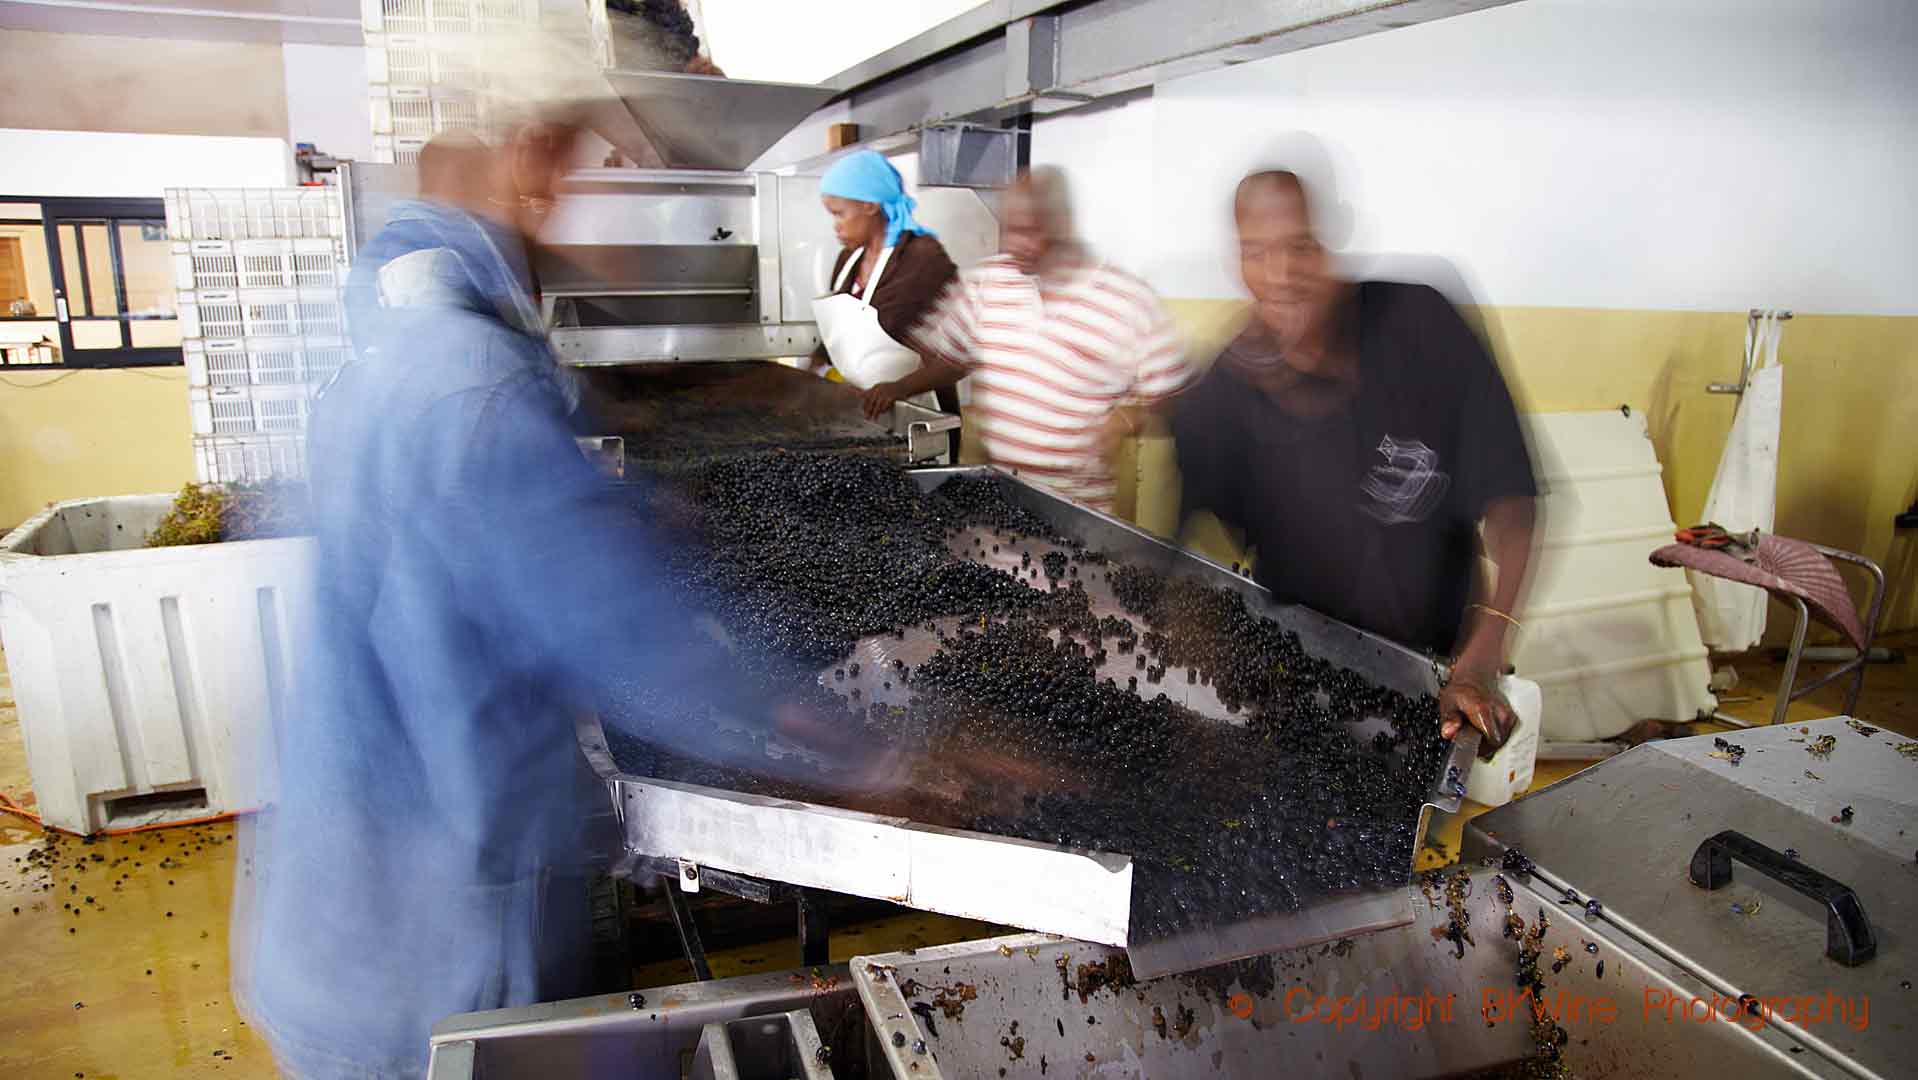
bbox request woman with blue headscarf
[812,150,961,443]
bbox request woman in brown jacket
[811,150,961,453]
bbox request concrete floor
[0,651,269,1076]
[4,635,1913,1076]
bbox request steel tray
[581,467,1477,977]
[1464,717,1915,1079]
[850,866,1843,1080]
[573,361,956,464]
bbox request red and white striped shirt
[912,253,1193,512]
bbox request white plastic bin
[0,496,314,834]
[301,338,352,390]
[167,188,343,242]
[190,384,309,437]
[1512,410,1717,740]
[179,290,244,340]
[194,435,307,485]
[235,238,296,289]
[372,135,430,165]
[173,239,239,291]
[291,239,347,289]
[245,338,306,386]
[295,290,348,339]
[240,289,299,338]
[183,339,249,388]
[362,0,548,34]
[370,84,438,137]
[365,32,438,84]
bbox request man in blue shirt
[234,123,730,1078]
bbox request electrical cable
[0,370,81,388]
[0,366,184,388]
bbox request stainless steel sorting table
[435,714,1908,1080]
[581,466,1478,979]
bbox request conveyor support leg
[662,873,714,981]
[797,888,830,968]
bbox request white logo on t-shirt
[1360,435,1450,524]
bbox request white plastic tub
[0,495,313,833]
[1512,410,1717,740]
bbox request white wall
[1036,0,1918,315]
[701,0,985,84]
[283,43,374,163]
[750,97,852,172]
[1029,94,1158,274]
[0,130,290,197]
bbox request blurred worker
[340,131,541,359]
[341,124,591,421]
[812,150,960,453]
[1171,166,1538,752]
[862,168,1193,513]
[235,124,752,1078]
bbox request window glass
[1,227,59,317]
[57,224,85,317]
[130,319,183,347]
[82,223,120,316]
[118,222,175,317]
[72,319,124,349]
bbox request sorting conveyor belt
[577,465,1477,979]
[572,361,959,467]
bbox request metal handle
[1688,829,1876,966]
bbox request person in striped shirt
[860,168,1194,513]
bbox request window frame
[0,196,182,370]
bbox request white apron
[1691,310,1784,650]
[811,246,925,392]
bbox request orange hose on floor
[0,790,246,837]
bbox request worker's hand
[774,701,855,753]
[1439,669,1514,760]
[768,702,906,794]
[862,381,903,421]
[684,55,725,77]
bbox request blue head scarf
[819,150,935,249]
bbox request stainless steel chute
[535,71,843,367]
[569,362,958,465]
[601,70,838,171]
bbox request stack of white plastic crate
[166,186,352,485]
[363,0,590,163]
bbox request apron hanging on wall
[811,246,925,391]
[1691,310,1784,651]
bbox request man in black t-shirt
[1172,169,1538,753]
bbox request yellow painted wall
[0,368,193,529]
[1115,301,1918,642]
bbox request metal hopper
[598,69,837,171]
